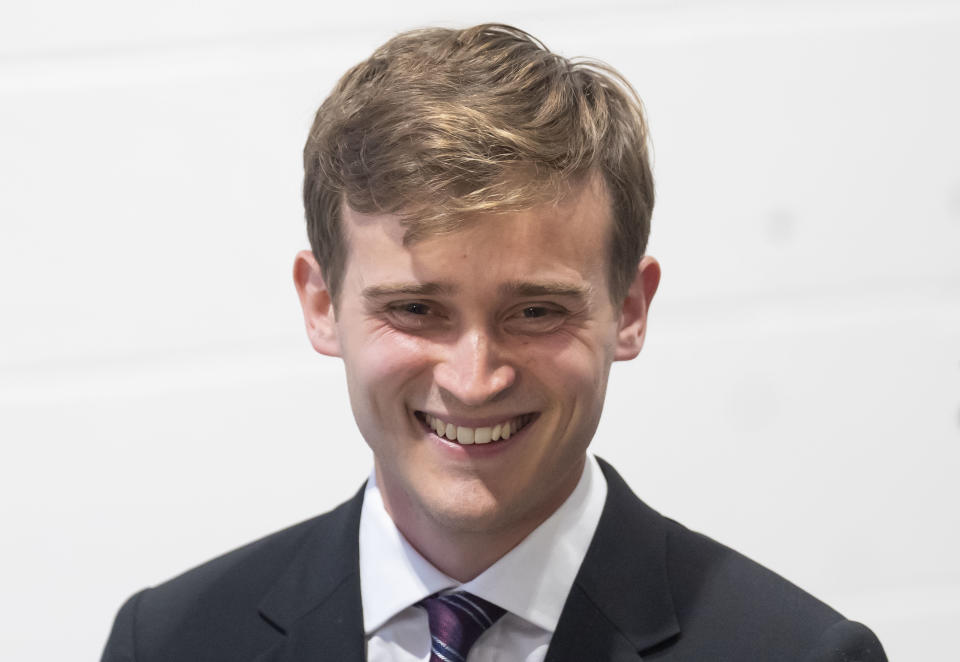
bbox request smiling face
[295,175,658,566]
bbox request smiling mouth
[414,411,536,445]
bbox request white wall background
[2,1,958,659]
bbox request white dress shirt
[359,454,608,662]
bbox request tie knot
[417,591,506,661]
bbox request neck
[375,459,584,583]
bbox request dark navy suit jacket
[101,459,887,661]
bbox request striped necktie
[417,591,506,662]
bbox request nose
[433,328,516,406]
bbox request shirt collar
[359,454,607,634]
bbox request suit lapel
[545,582,647,662]
[254,485,367,662]
[545,458,680,661]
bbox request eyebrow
[362,282,457,301]
[498,280,593,300]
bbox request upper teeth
[423,413,531,445]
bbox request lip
[413,410,539,448]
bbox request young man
[102,24,886,661]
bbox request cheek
[542,348,612,445]
[342,338,432,455]
[527,332,612,390]
[343,330,434,400]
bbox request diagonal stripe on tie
[450,593,496,627]
[432,636,466,662]
[418,591,507,662]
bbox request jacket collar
[545,458,681,661]
[254,484,367,662]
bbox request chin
[417,481,519,534]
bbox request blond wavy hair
[303,24,654,303]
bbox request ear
[614,256,661,361]
[293,249,341,357]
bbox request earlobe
[293,250,341,357]
[614,256,661,361]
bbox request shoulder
[663,517,879,657]
[663,515,840,626]
[664,520,885,660]
[594,459,886,660]
[101,488,363,662]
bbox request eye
[402,302,431,316]
[522,306,550,318]
[505,303,568,333]
[381,300,445,332]
[385,301,432,317]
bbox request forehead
[339,175,613,297]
